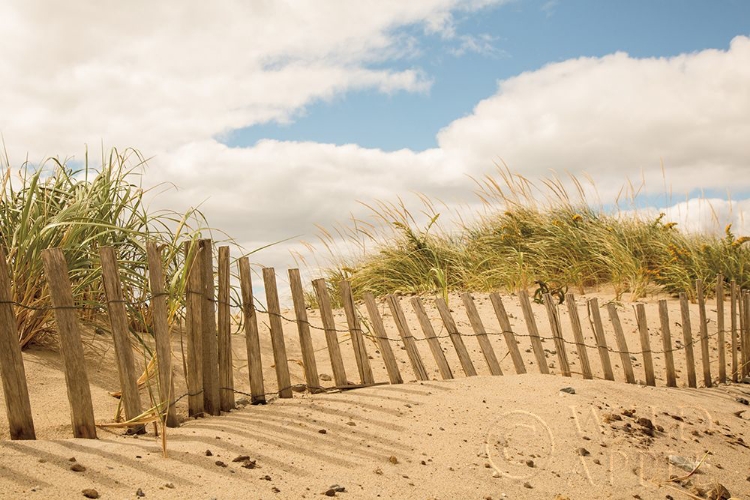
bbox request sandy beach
[1,289,749,499]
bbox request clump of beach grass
[0,147,208,348]
[307,167,750,304]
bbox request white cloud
[449,34,506,58]
[436,36,750,198]
[0,0,503,159]
[662,198,750,235]
[2,0,749,277]
[143,35,750,271]
[541,0,559,17]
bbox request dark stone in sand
[636,417,653,428]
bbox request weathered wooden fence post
[238,257,265,404]
[435,298,477,377]
[696,280,712,387]
[743,292,750,378]
[217,246,235,412]
[288,269,320,391]
[386,295,429,381]
[605,303,635,384]
[363,293,403,384]
[99,246,144,432]
[716,276,726,384]
[542,294,570,377]
[635,304,656,386]
[0,247,36,440]
[411,297,453,380]
[340,281,375,385]
[312,279,348,386]
[489,293,526,374]
[588,298,614,381]
[738,289,747,379]
[184,241,204,417]
[565,294,592,380]
[199,239,221,415]
[145,242,179,427]
[461,293,502,376]
[657,300,677,388]
[262,268,292,398]
[41,248,97,438]
[730,280,738,382]
[678,292,697,388]
[518,290,549,374]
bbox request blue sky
[224,0,750,152]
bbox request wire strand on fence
[4,291,748,381]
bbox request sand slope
[1,290,749,499]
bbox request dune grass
[0,147,207,348]
[310,168,750,305]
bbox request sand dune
[1,290,749,499]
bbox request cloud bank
[2,0,749,272]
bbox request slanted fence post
[565,294,592,380]
[386,295,429,381]
[542,294,570,377]
[461,293,502,376]
[435,298,477,377]
[588,298,614,381]
[288,269,320,391]
[145,242,179,427]
[340,281,374,385]
[0,247,36,440]
[363,293,403,384]
[312,279,348,387]
[518,290,549,374]
[605,303,635,384]
[263,268,292,398]
[41,248,97,438]
[411,297,453,380]
[99,246,144,432]
[489,293,526,374]
[238,257,265,404]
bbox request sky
[2,0,750,280]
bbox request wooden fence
[0,240,749,442]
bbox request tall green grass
[311,168,750,304]
[1,147,206,347]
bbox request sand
[0,289,749,499]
